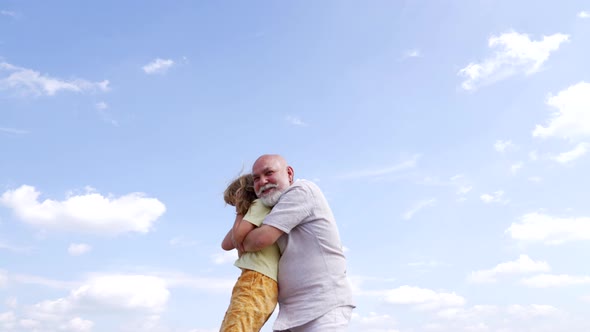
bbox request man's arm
[242,224,284,252]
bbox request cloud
[68,243,91,256]
[0,10,18,18]
[211,250,238,265]
[0,61,109,96]
[494,140,516,152]
[506,304,560,318]
[0,240,31,253]
[458,32,569,90]
[0,311,16,330]
[510,162,523,174]
[402,199,436,220]
[0,270,7,288]
[28,275,168,317]
[521,274,590,288]
[60,317,94,332]
[0,185,166,235]
[285,115,308,126]
[403,49,421,58]
[468,255,550,283]
[0,127,29,135]
[533,82,590,140]
[506,212,590,244]
[339,155,420,179]
[480,190,508,204]
[384,285,465,310]
[95,101,108,110]
[350,312,399,332]
[437,305,499,320]
[142,58,175,74]
[578,11,590,18]
[551,142,589,163]
[23,274,168,330]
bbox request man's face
[252,156,293,207]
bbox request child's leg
[220,269,278,332]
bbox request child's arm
[221,214,256,251]
[221,214,243,250]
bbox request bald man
[241,154,354,332]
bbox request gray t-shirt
[262,179,354,330]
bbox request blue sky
[1,1,590,331]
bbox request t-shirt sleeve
[262,183,312,234]
[243,199,270,227]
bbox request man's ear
[287,166,294,184]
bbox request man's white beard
[258,184,284,207]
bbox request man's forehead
[253,158,281,172]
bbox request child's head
[224,174,257,215]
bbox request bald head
[251,154,294,207]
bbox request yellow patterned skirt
[220,269,278,332]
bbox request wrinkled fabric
[220,269,278,332]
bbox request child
[219,174,280,332]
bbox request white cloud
[528,176,542,183]
[211,250,237,265]
[0,185,166,235]
[22,274,169,331]
[529,150,539,161]
[95,101,108,110]
[578,11,590,18]
[60,317,94,332]
[339,155,420,179]
[32,274,169,315]
[506,304,560,318]
[533,82,590,140]
[285,115,308,126]
[350,312,399,332]
[468,255,550,283]
[0,270,7,288]
[402,199,436,220]
[0,127,29,135]
[5,297,17,309]
[521,274,590,288]
[142,58,175,74]
[506,212,590,244]
[551,142,589,163]
[0,311,16,330]
[0,10,17,18]
[403,49,421,58]
[494,140,516,152]
[0,61,109,96]
[510,162,523,174]
[458,32,569,90]
[384,285,465,310]
[457,186,472,195]
[480,191,508,204]
[68,243,91,256]
[437,305,499,320]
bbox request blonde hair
[223,174,257,215]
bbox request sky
[1,1,590,331]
